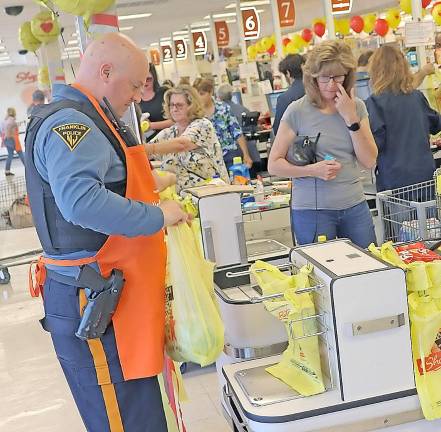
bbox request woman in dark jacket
[365,45,441,192]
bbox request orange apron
[14,129,22,152]
[30,83,167,380]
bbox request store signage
[16,71,37,84]
[192,31,207,55]
[174,39,187,60]
[277,0,295,28]
[150,49,160,66]
[241,7,260,40]
[404,21,435,47]
[215,21,230,47]
[331,0,352,15]
[161,44,173,63]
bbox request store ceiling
[0,0,397,67]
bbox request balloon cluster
[51,0,115,22]
[247,35,276,60]
[19,11,60,52]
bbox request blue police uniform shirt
[34,84,164,275]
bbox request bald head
[76,33,148,117]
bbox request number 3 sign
[174,39,187,60]
[241,7,260,40]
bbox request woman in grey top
[268,40,378,248]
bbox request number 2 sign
[192,31,207,55]
[241,7,260,40]
[277,0,295,28]
[174,39,187,60]
[161,44,173,63]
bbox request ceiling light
[225,19,236,23]
[204,13,236,19]
[119,26,134,31]
[225,0,269,8]
[173,30,189,36]
[0,61,11,65]
[67,39,78,45]
[160,37,171,42]
[150,42,159,46]
[118,13,152,21]
[71,32,78,37]
[192,21,210,27]
[191,27,210,33]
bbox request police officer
[25,33,189,431]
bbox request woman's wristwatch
[347,121,360,131]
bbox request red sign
[241,7,260,40]
[277,0,295,28]
[150,49,160,66]
[161,44,173,63]
[215,21,230,47]
[174,39,187,60]
[16,71,37,84]
[192,31,207,55]
[331,0,352,15]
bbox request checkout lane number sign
[241,7,260,40]
[174,39,187,60]
[331,0,352,15]
[215,21,230,47]
[161,44,173,63]
[277,0,295,28]
[192,31,207,56]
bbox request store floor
[0,226,229,432]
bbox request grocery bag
[250,261,325,396]
[165,222,224,366]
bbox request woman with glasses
[365,45,441,192]
[268,40,378,248]
[140,64,173,141]
[145,85,229,193]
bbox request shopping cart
[0,175,30,230]
[377,179,439,243]
[0,248,42,284]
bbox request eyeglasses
[317,74,347,84]
[169,102,187,110]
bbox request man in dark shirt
[273,54,305,136]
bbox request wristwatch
[347,121,361,132]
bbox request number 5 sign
[192,31,207,55]
[215,21,229,47]
[161,44,173,63]
[174,39,187,61]
[241,7,260,40]
[277,0,295,28]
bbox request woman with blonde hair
[268,40,378,247]
[146,84,229,192]
[366,45,441,192]
[2,107,25,176]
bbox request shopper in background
[356,50,373,76]
[140,64,173,141]
[366,45,441,192]
[27,89,46,116]
[25,33,189,432]
[2,107,24,176]
[162,79,175,89]
[273,54,305,135]
[268,40,378,248]
[147,84,229,192]
[196,79,253,169]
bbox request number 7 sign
[277,0,295,28]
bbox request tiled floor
[0,226,230,432]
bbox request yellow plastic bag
[165,222,224,366]
[250,261,325,396]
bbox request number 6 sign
[241,7,260,40]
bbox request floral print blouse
[151,117,230,193]
[210,100,243,155]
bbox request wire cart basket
[377,179,438,243]
[0,175,31,231]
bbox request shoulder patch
[52,123,91,151]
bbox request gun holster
[75,265,125,340]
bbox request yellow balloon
[31,11,60,44]
[363,14,377,34]
[386,8,401,29]
[282,45,289,56]
[38,66,50,87]
[247,44,257,59]
[292,34,307,50]
[261,36,272,51]
[83,0,115,22]
[286,41,299,54]
[270,34,276,45]
[312,17,326,26]
[256,40,267,53]
[19,21,41,52]
[52,0,88,15]
[400,0,412,14]
[433,3,441,26]
[335,18,350,36]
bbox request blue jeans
[4,137,25,171]
[292,201,377,248]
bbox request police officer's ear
[101,65,111,81]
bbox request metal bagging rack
[0,175,31,230]
[377,179,438,243]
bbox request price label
[192,31,207,55]
[150,49,160,66]
[161,44,173,63]
[241,7,260,40]
[277,0,295,28]
[215,21,230,47]
[174,39,187,60]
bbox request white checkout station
[187,184,441,432]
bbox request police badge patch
[52,123,91,151]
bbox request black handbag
[286,133,321,166]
